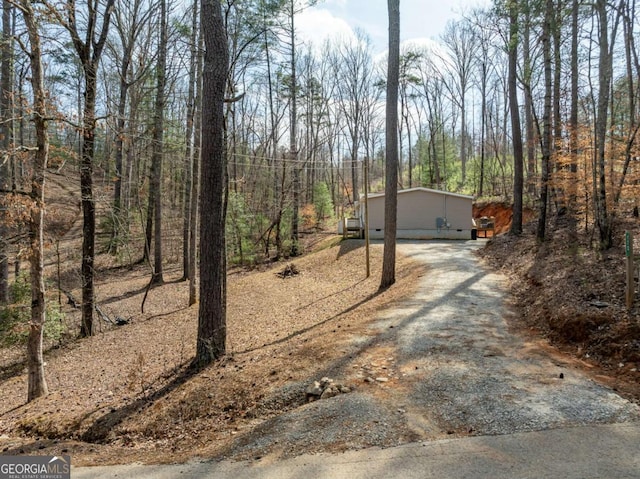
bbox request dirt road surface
[74,240,640,477]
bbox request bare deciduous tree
[110,0,154,255]
[592,0,620,249]
[18,0,49,401]
[537,0,552,241]
[441,19,477,187]
[47,0,115,336]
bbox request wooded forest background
[2,0,640,398]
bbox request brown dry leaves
[0,237,425,465]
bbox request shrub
[0,272,66,346]
[313,182,334,226]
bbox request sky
[297,0,492,54]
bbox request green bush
[10,271,30,303]
[98,212,130,258]
[313,182,334,226]
[226,191,259,266]
[0,272,66,346]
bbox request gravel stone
[216,240,640,461]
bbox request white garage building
[361,187,475,240]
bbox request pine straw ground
[0,237,425,465]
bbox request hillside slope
[0,239,424,465]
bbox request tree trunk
[351,135,359,203]
[479,60,487,197]
[143,170,154,263]
[189,27,203,307]
[568,0,578,212]
[523,6,536,197]
[460,89,467,187]
[194,0,228,366]
[264,21,279,249]
[182,0,198,281]
[614,0,639,206]
[537,0,553,242]
[111,0,147,255]
[289,0,299,256]
[508,0,524,236]
[80,66,98,337]
[0,235,7,305]
[594,0,615,249]
[404,105,412,188]
[21,0,49,401]
[60,0,115,337]
[150,0,167,285]
[380,0,399,291]
[112,73,128,253]
[0,0,12,304]
[552,1,564,212]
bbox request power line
[229,151,366,165]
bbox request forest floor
[0,227,426,465]
[1,176,639,467]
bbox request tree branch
[224,92,245,103]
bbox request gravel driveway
[219,240,640,460]
[387,240,640,436]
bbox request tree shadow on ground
[236,290,382,355]
[215,265,488,459]
[0,359,25,383]
[98,284,149,306]
[78,360,197,443]
[336,239,364,259]
[0,359,199,452]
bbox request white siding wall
[362,188,473,240]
